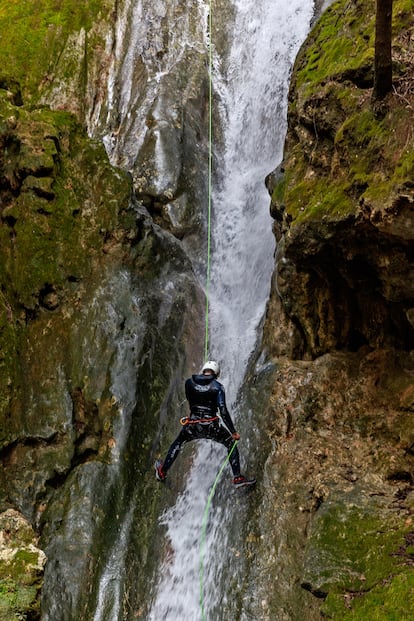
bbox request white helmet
[201,360,220,377]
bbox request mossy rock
[0,0,113,105]
[302,490,414,618]
[294,0,376,100]
[0,98,130,309]
[0,510,45,620]
[274,0,414,227]
[0,90,131,444]
[323,569,414,620]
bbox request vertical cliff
[2,0,414,619]
[243,0,414,619]
[0,2,206,619]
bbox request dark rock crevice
[273,212,414,358]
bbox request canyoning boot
[154,460,166,482]
[233,474,256,488]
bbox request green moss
[335,105,414,208]
[294,0,376,99]
[0,91,131,442]
[0,97,130,309]
[303,495,413,617]
[276,147,355,223]
[0,0,110,101]
[272,175,287,205]
[336,110,377,147]
[0,578,38,620]
[0,511,44,620]
[290,179,355,223]
[0,302,18,446]
[323,570,414,620]
[393,147,414,183]
[295,0,412,101]
[393,0,414,31]
[279,0,414,226]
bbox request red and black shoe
[233,474,256,488]
[154,460,166,482]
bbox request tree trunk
[373,0,393,100]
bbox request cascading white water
[148,0,314,619]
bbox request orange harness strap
[180,416,219,426]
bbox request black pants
[163,419,241,477]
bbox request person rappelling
[154,361,256,488]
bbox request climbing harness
[199,440,238,621]
[180,415,219,426]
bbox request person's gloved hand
[232,432,240,441]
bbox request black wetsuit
[162,374,241,476]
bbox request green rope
[199,441,238,620]
[200,4,231,615]
[204,0,213,362]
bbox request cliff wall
[243,0,414,618]
[1,1,414,620]
[0,2,206,618]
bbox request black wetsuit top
[185,374,236,434]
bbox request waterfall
[148,0,314,619]
[85,0,315,618]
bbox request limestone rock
[0,509,46,620]
[254,1,414,618]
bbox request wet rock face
[242,349,414,620]
[267,0,414,360]
[0,75,204,617]
[88,0,227,275]
[273,215,414,358]
[0,85,130,459]
[1,1,210,618]
[255,0,414,618]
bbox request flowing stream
[148,0,315,619]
